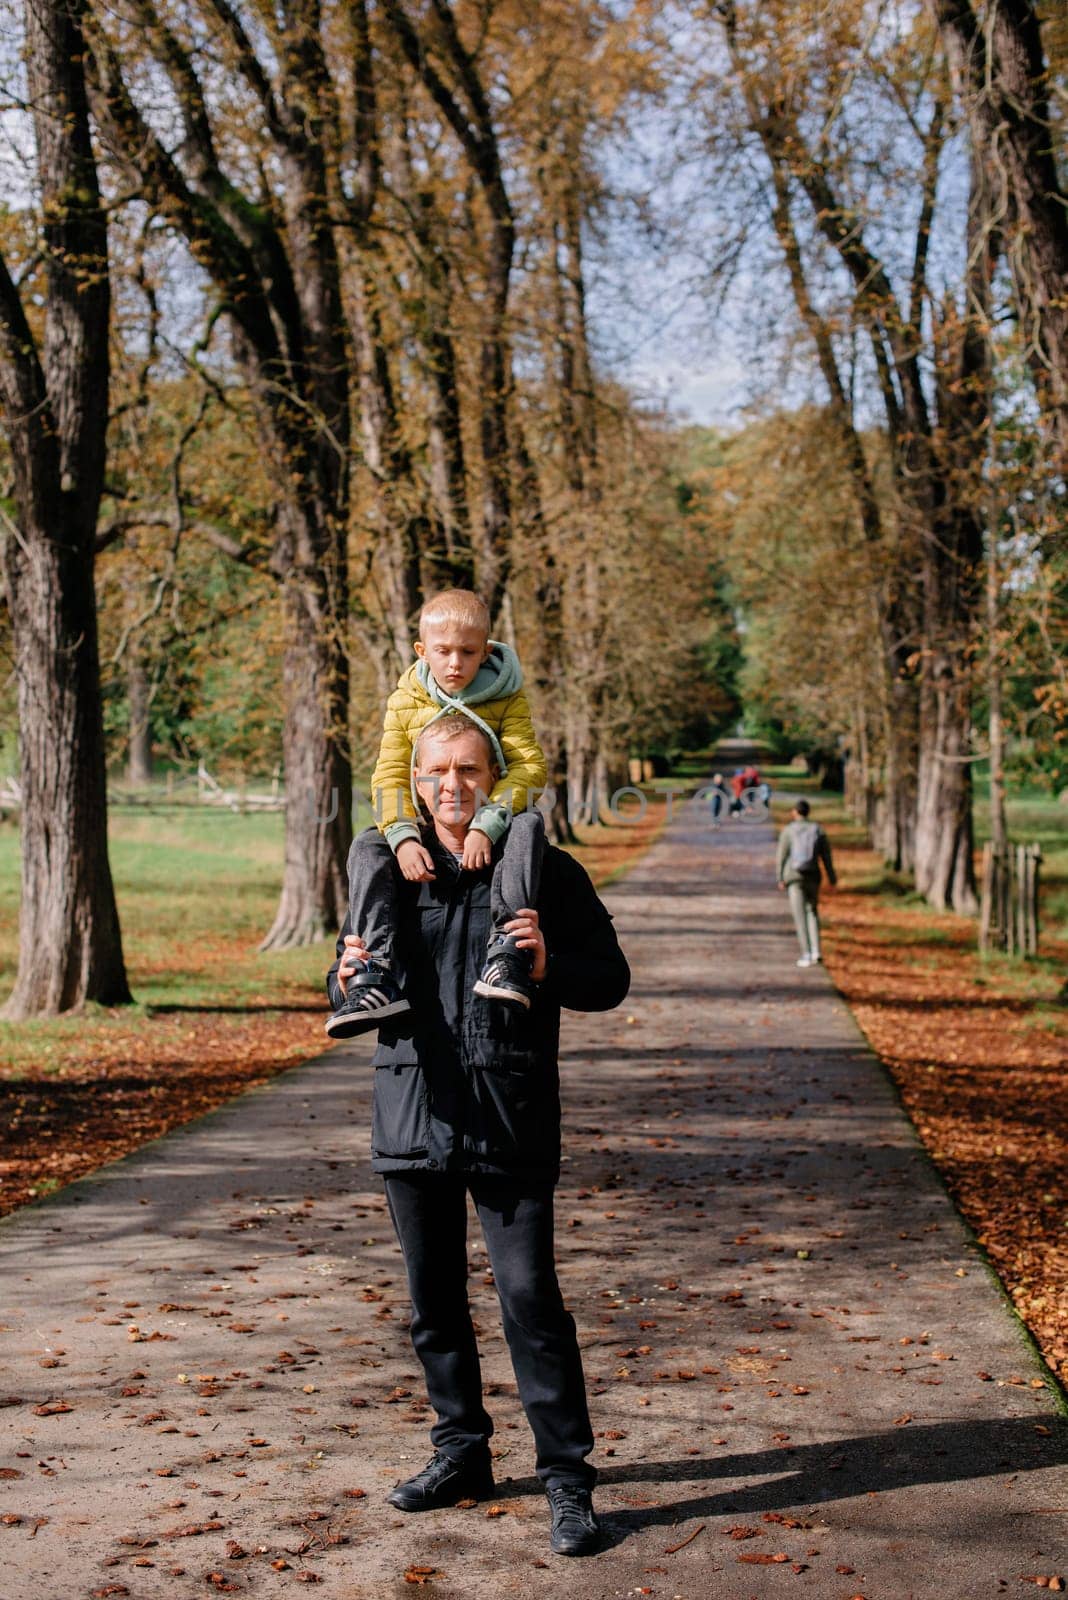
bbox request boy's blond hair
[418,588,490,641]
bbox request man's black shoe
[473,940,534,1009]
[546,1483,601,1556]
[325,963,411,1040]
[386,1450,494,1512]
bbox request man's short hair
[414,713,497,771]
[794,798,811,817]
[418,588,490,641]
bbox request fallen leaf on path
[737,1552,789,1564]
[404,1567,442,1585]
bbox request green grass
[0,806,336,1068]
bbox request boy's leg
[348,825,402,970]
[474,814,546,1007]
[326,827,410,1036]
[489,811,546,938]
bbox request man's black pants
[383,1172,595,1488]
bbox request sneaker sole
[472,979,532,1009]
[324,999,412,1039]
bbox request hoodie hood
[415,639,523,707]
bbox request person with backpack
[776,798,837,967]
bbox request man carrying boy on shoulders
[327,716,630,1558]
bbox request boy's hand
[503,908,547,982]
[462,829,493,871]
[397,839,436,882]
[337,932,370,996]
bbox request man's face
[415,621,488,694]
[414,730,496,827]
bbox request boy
[326,589,549,1039]
[776,798,837,967]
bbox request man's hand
[337,932,371,996]
[396,839,436,882]
[503,907,547,982]
[462,828,493,871]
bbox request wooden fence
[979,841,1042,957]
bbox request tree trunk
[932,0,1068,469]
[914,644,978,912]
[875,669,918,872]
[510,415,575,842]
[759,130,922,872]
[127,652,153,786]
[380,0,515,613]
[260,572,352,949]
[0,0,131,1016]
[3,513,132,1014]
[987,519,1008,854]
[89,3,357,948]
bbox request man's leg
[384,1173,494,1463]
[786,881,812,959]
[803,879,822,960]
[471,1176,594,1489]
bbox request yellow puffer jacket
[370,643,548,852]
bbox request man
[326,716,630,1557]
[776,797,837,967]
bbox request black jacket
[326,832,630,1182]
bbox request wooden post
[1026,844,1041,956]
[979,842,993,953]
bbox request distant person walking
[708,772,730,821]
[776,799,837,968]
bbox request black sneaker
[325,963,410,1040]
[473,941,534,1009]
[546,1482,601,1556]
[386,1449,494,1512]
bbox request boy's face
[415,621,489,693]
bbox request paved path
[2,803,1065,1600]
